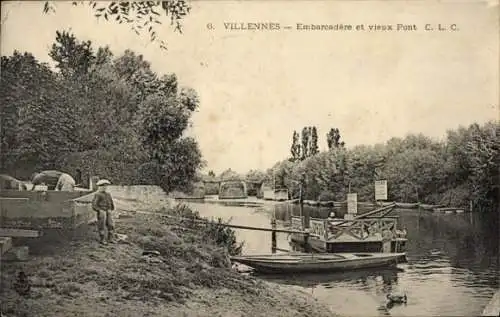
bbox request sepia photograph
[0,1,498,316]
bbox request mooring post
[271,218,277,253]
[304,229,311,253]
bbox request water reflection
[252,267,403,289]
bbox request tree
[0,52,79,173]
[290,130,301,161]
[327,128,345,150]
[2,31,205,188]
[135,85,202,190]
[301,127,310,160]
[49,30,95,78]
[0,55,22,171]
[219,168,241,181]
[43,1,191,50]
[137,93,192,160]
[310,126,319,156]
[208,170,216,177]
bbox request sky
[1,0,499,174]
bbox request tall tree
[1,52,78,172]
[327,128,345,150]
[49,30,95,78]
[310,126,319,156]
[290,130,301,161]
[301,127,310,160]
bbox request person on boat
[92,179,116,245]
[55,172,76,192]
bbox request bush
[318,191,336,201]
[168,204,244,256]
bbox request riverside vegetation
[209,122,498,212]
[0,30,204,193]
[0,203,337,317]
[273,122,499,212]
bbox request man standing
[91,179,115,245]
[55,172,76,191]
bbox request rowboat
[395,202,420,209]
[230,252,406,274]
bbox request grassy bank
[0,203,337,317]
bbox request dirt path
[1,205,339,317]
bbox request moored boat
[395,202,420,209]
[230,252,406,274]
[419,203,443,210]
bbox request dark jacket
[92,191,115,212]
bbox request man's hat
[96,179,111,186]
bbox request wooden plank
[0,228,42,238]
[0,237,13,255]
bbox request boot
[99,234,108,245]
[107,232,115,244]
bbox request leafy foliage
[310,126,319,156]
[326,128,345,150]
[219,168,242,181]
[0,52,79,174]
[270,122,499,211]
[170,203,243,256]
[1,31,203,191]
[43,1,192,50]
[289,126,321,162]
[290,130,301,162]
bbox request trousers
[96,210,114,238]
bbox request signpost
[375,180,388,201]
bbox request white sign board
[375,180,388,201]
[347,193,358,214]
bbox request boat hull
[231,253,406,274]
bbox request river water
[185,201,499,316]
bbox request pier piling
[304,231,311,253]
[271,218,277,253]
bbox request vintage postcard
[1,1,498,316]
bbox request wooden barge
[290,204,408,253]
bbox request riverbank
[171,192,469,215]
[0,203,338,317]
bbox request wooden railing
[291,216,305,231]
[291,216,399,241]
